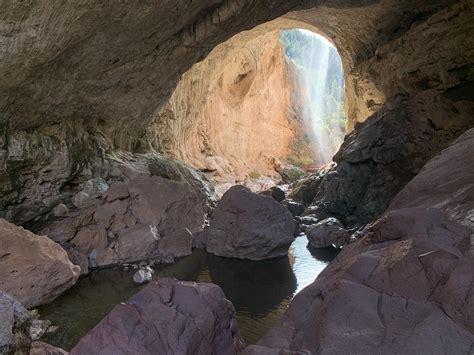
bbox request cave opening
[150,26,348,195]
[280,29,346,168]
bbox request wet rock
[293,98,469,228]
[282,199,305,217]
[30,341,68,355]
[192,229,209,249]
[206,186,296,260]
[0,219,80,309]
[288,164,333,205]
[277,165,306,184]
[294,216,319,227]
[305,217,350,248]
[260,186,286,202]
[132,266,154,285]
[70,278,245,355]
[256,208,473,354]
[29,318,52,341]
[0,291,31,354]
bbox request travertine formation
[1,0,472,230]
[150,30,296,180]
[0,1,472,353]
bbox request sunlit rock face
[1,0,473,230]
[148,30,295,180]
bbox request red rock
[252,208,474,354]
[70,279,245,355]
[0,219,80,308]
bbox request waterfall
[281,29,346,166]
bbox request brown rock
[206,186,296,260]
[0,219,80,308]
[66,172,209,268]
[70,279,245,355]
[150,30,296,180]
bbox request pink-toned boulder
[205,186,296,260]
[250,208,473,354]
[388,128,474,253]
[43,175,209,270]
[0,219,80,309]
[70,278,245,355]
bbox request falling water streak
[282,29,346,165]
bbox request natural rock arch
[1,0,473,225]
[2,0,470,147]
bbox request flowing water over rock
[281,29,346,165]
[38,236,338,350]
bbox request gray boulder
[0,291,32,354]
[132,266,154,285]
[306,217,350,248]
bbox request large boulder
[40,153,214,270]
[70,278,245,355]
[0,291,32,354]
[252,208,473,354]
[0,219,80,309]
[289,99,470,227]
[305,217,350,248]
[205,186,296,260]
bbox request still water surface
[39,236,338,350]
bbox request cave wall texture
[148,30,295,181]
[0,0,473,227]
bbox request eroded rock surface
[254,208,473,354]
[70,278,245,355]
[38,153,214,270]
[150,30,297,180]
[205,186,296,260]
[0,219,80,309]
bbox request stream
[38,235,339,350]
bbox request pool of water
[38,235,339,350]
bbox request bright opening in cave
[281,29,346,167]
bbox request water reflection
[39,236,336,349]
[207,254,296,315]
